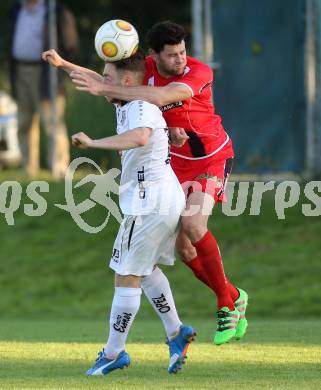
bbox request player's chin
[173,66,186,75]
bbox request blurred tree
[0,0,191,167]
[0,0,191,87]
[62,0,191,67]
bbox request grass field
[0,174,320,319]
[1,171,321,389]
[1,318,321,390]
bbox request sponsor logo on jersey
[160,101,183,112]
[137,166,146,199]
[112,248,120,263]
[116,107,127,126]
[165,130,171,165]
[152,293,171,313]
[120,110,126,125]
[113,312,132,333]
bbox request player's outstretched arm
[70,70,191,104]
[42,49,102,82]
[72,127,152,151]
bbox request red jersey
[143,55,233,160]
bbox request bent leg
[181,191,238,310]
[176,228,210,287]
[16,64,40,176]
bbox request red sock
[186,257,240,303]
[226,280,239,302]
[193,231,235,310]
[184,256,211,288]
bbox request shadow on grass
[0,359,320,390]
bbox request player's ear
[149,48,157,59]
[121,72,132,87]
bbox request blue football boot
[86,349,130,376]
[167,325,196,374]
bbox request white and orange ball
[95,19,139,62]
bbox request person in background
[9,0,78,178]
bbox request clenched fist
[42,49,64,68]
[72,132,93,149]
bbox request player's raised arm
[72,127,152,151]
[42,49,102,82]
[70,72,192,104]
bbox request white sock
[141,267,182,338]
[104,287,141,359]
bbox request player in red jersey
[42,21,248,345]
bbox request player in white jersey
[71,49,196,376]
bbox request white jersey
[116,100,184,215]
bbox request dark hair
[146,21,187,53]
[112,47,146,76]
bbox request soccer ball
[95,20,139,62]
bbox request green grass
[0,175,321,319]
[1,318,321,390]
[0,172,320,388]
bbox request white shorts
[109,210,182,276]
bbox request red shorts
[171,143,234,203]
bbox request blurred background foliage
[0,0,191,88]
[0,0,191,167]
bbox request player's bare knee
[181,219,207,243]
[115,274,142,288]
[176,243,196,262]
